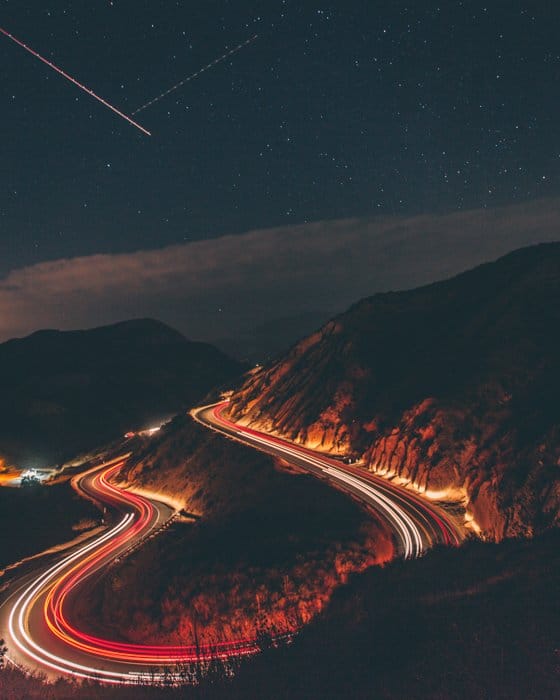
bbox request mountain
[0,319,243,467]
[228,243,560,540]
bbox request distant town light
[21,468,39,479]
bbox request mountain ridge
[0,318,243,467]
[228,243,560,539]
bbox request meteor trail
[132,34,258,115]
[0,26,151,136]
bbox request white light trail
[324,467,423,558]
[132,34,258,114]
[4,460,260,684]
[237,431,425,558]
[7,514,144,683]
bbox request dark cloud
[1,198,559,347]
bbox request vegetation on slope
[2,532,557,699]
[230,530,560,699]
[77,417,393,647]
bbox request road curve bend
[1,402,464,685]
[193,402,465,558]
[0,456,258,684]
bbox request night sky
[1,1,560,352]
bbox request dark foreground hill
[79,416,391,648]
[1,531,558,699]
[229,243,560,539]
[0,319,243,467]
[230,529,560,700]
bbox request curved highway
[0,455,258,684]
[0,402,464,685]
[193,402,464,558]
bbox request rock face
[0,318,243,467]
[229,243,560,540]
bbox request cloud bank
[2,198,559,349]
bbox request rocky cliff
[228,243,560,540]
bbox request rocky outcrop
[229,243,560,540]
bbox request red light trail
[44,463,259,666]
[5,457,259,683]
[2,405,464,684]
[0,26,151,136]
[203,403,462,555]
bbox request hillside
[2,532,557,699]
[228,243,560,539]
[76,416,392,648]
[230,530,560,700]
[215,311,333,363]
[0,319,243,467]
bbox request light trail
[193,402,463,557]
[0,26,151,136]
[8,514,138,683]
[132,34,258,114]
[238,430,422,557]
[1,403,463,685]
[3,459,259,684]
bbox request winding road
[0,401,464,684]
[193,402,464,558]
[0,455,258,684]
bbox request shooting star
[0,26,151,136]
[132,34,258,115]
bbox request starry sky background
[1,1,559,356]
